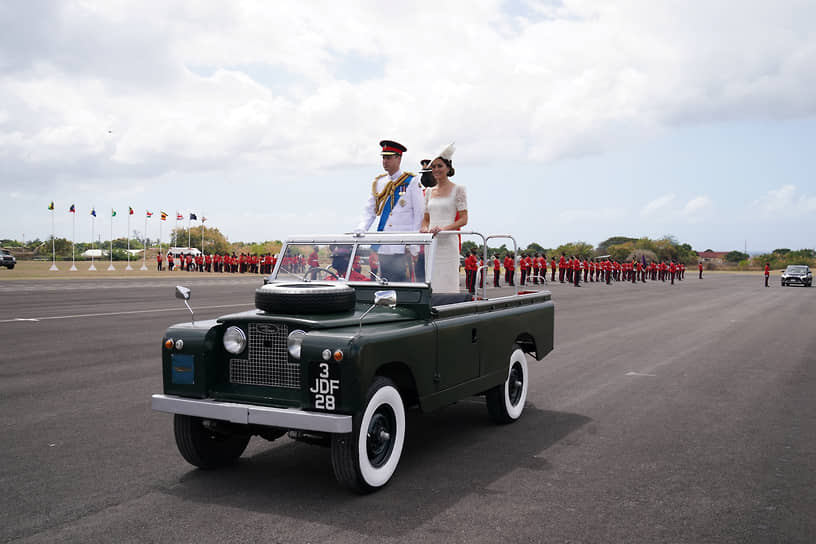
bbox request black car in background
[780,265,812,287]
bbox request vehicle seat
[431,292,473,306]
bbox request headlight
[223,326,247,354]
[288,329,307,359]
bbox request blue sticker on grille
[171,354,195,384]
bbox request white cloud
[753,185,816,217]
[683,195,714,219]
[641,194,676,217]
[2,0,816,192]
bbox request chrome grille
[229,323,300,388]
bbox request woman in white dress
[420,144,468,292]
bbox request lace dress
[425,184,468,292]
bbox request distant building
[166,246,202,257]
[697,251,729,264]
[81,249,108,258]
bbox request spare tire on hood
[255,282,356,314]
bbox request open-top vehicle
[152,231,554,492]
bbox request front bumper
[151,394,352,433]
[782,277,808,284]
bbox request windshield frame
[272,233,437,286]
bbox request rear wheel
[173,414,250,469]
[486,346,529,424]
[331,377,405,493]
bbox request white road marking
[0,303,250,323]
[626,371,657,377]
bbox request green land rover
[152,232,554,492]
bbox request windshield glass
[274,242,429,283]
[785,266,807,273]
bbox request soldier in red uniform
[493,255,501,287]
[550,256,556,282]
[368,251,379,279]
[520,253,532,285]
[167,253,174,271]
[572,256,581,286]
[698,261,703,279]
[558,253,566,283]
[764,263,770,287]
[465,249,478,294]
[156,252,163,271]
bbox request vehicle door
[433,307,481,390]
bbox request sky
[1,0,815,254]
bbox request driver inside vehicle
[275,242,428,284]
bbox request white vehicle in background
[1,248,16,269]
[780,265,812,287]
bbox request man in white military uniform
[356,140,424,282]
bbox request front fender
[161,319,222,398]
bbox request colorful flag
[129,206,134,215]
[160,211,168,221]
[112,209,117,217]
[176,212,183,220]
[69,204,76,213]
[189,213,197,221]
[91,208,97,217]
[202,216,207,223]
[48,201,55,210]
[146,210,153,218]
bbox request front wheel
[331,377,406,493]
[173,414,250,469]
[486,346,529,424]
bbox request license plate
[308,361,341,411]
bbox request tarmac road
[0,273,814,543]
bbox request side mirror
[175,285,194,324]
[359,290,397,334]
[374,290,397,308]
[175,285,191,300]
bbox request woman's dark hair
[437,157,455,177]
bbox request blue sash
[376,174,413,232]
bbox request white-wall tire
[331,377,405,493]
[486,347,529,424]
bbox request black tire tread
[485,344,523,425]
[173,414,250,469]
[331,376,397,494]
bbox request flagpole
[70,207,77,271]
[140,213,148,270]
[126,209,133,270]
[187,214,191,249]
[89,210,97,271]
[159,219,163,262]
[49,206,58,271]
[107,210,115,270]
[201,215,204,252]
